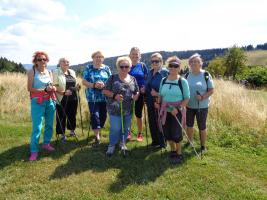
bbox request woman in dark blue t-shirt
[128,47,148,142]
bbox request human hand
[151,89,158,96]
[132,93,139,101]
[64,89,72,96]
[115,94,123,102]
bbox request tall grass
[210,79,267,132]
[0,72,88,124]
[0,72,266,133]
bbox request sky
[0,0,266,65]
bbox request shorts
[134,93,145,118]
[186,107,208,131]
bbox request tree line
[0,57,26,73]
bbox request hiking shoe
[92,138,101,147]
[201,146,207,153]
[60,134,67,142]
[29,152,38,161]
[150,142,161,149]
[121,143,127,151]
[170,153,183,165]
[169,151,177,158]
[106,145,115,157]
[136,133,143,142]
[127,131,132,141]
[42,144,55,152]
[69,130,76,137]
[120,143,128,157]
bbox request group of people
[27,48,214,164]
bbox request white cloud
[0,0,266,65]
[0,0,66,22]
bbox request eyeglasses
[120,65,130,69]
[37,58,47,62]
[151,60,160,64]
[168,63,180,68]
[190,60,201,64]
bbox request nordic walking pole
[173,113,200,159]
[120,100,126,157]
[196,91,201,113]
[77,87,84,136]
[85,89,91,144]
[143,97,149,150]
[196,91,203,159]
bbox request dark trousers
[147,103,165,146]
[162,112,183,143]
[56,98,78,135]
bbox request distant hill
[71,43,267,74]
[71,48,228,74]
[23,64,57,71]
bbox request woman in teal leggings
[27,51,57,161]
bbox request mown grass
[0,117,267,200]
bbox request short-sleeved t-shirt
[83,64,111,102]
[128,62,148,88]
[186,70,214,109]
[104,74,139,116]
[159,77,190,102]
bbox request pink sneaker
[29,152,38,161]
[42,144,55,152]
[136,133,143,142]
[127,131,132,141]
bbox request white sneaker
[120,143,127,151]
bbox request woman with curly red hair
[27,51,57,161]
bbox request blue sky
[0,0,266,65]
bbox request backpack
[161,77,185,100]
[140,62,148,80]
[184,71,210,92]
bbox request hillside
[70,48,228,74]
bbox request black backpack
[184,71,210,92]
[161,77,185,100]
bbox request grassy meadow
[0,72,267,200]
[246,50,267,66]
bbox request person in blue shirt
[145,53,168,148]
[128,47,148,142]
[155,56,190,164]
[185,53,214,153]
[82,51,112,146]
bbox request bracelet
[112,93,117,100]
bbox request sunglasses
[151,60,160,64]
[37,58,47,62]
[168,63,180,68]
[120,65,130,69]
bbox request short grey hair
[116,56,132,71]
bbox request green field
[0,117,266,200]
